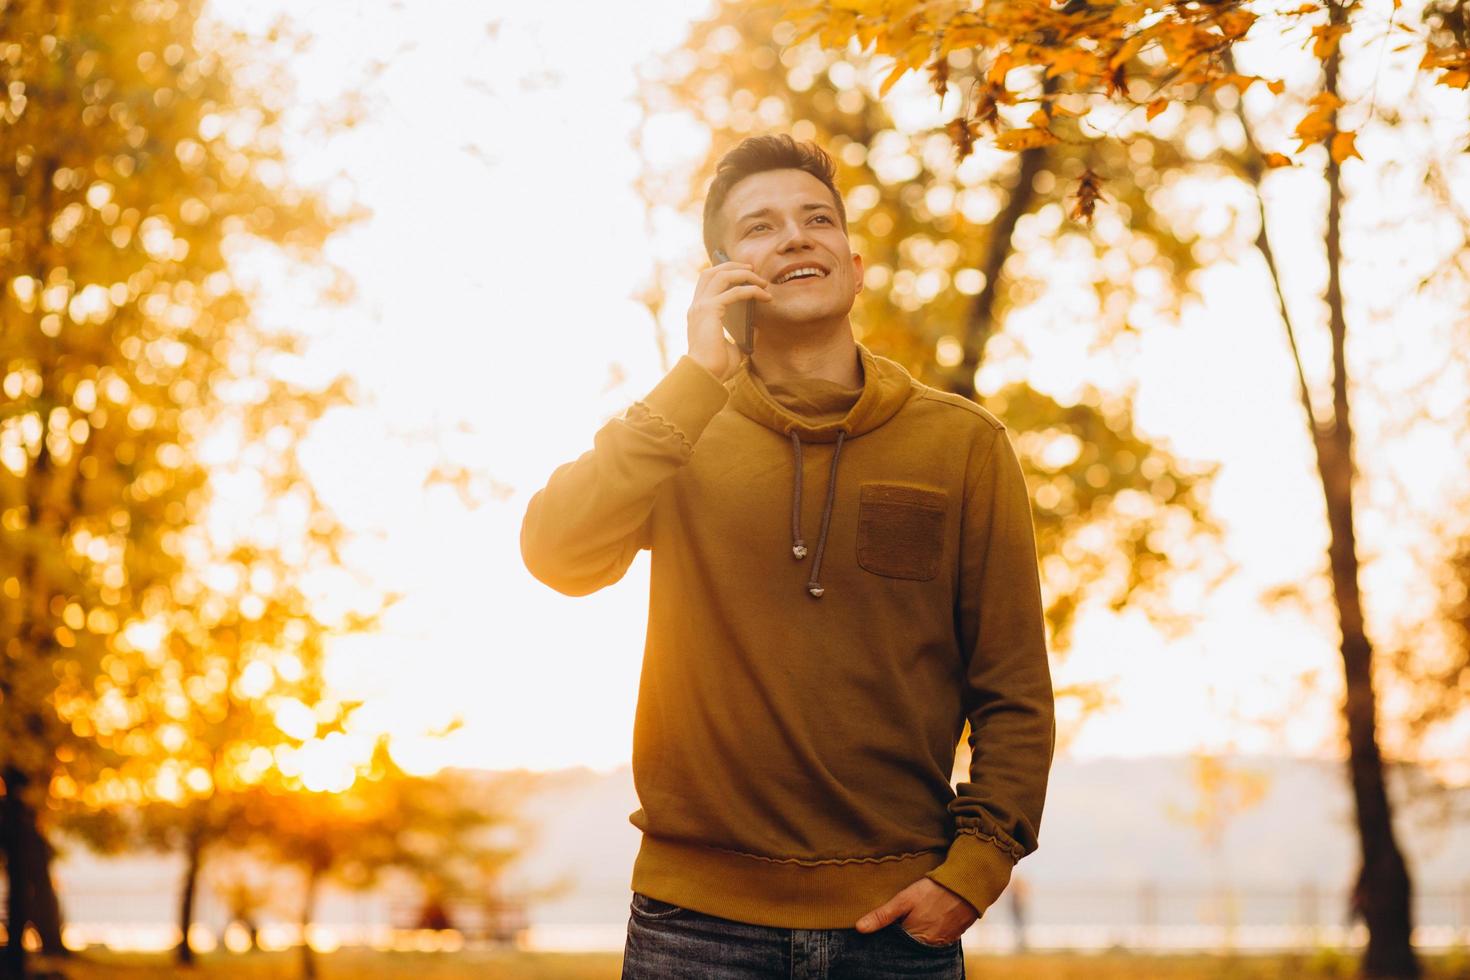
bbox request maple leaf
[1217,10,1256,38]
[1292,107,1335,151]
[1330,130,1361,163]
[1069,168,1106,224]
[1310,24,1348,60]
[930,56,950,100]
[995,127,1061,150]
[947,117,980,162]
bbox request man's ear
[851,251,864,295]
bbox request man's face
[716,168,863,329]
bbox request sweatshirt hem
[630,832,948,929]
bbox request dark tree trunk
[300,864,321,980]
[2,767,71,979]
[2,768,36,979]
[26,835,65,957]
[1318,2,1418,976]
[175,828,204,966]
[948,75,1058,398]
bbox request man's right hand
[687,258,771,381]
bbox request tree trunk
[2,768,35,980]
[300,864,321,980]
[175,827,204,966]
[26,833,66,957]
[949,146,1045,398]
[948,75,1058,398]
[1318,2,1418,976]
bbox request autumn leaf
[1069,168,1106,224]
[1263,152,1294,167]
[1311,24,1348,60]
[1440,69,1470,89]
[1292,107,1336,151]
[986,51,1014,86]
[879,60,910,97]
[1146,98,1168,120]
[929,57,950,99]
[1028,107,1051,127]
[995,127,1060,150]
[1330,130,1361,163]
[946,117,980,162]
[1217,10,1256,38]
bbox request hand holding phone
[713,249,757,356]
[686,252,769,380]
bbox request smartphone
[712,249,756,356]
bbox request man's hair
[702,134,848,260]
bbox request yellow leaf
[1146,99,1168,120]
[1311,23,1348,60]
[1109,34,1145,71]
[1266,78,1286,95]
[1330,130,1361,163]
[1292,107,1335,150]
[1263,152,1293,167]
[994,127,1060,151]
[1028,107,1051,127]
[1307,91,1344,110]
[1218,10,1256,38]
[1441,69,1470,89]
[987,52,1014,86]
[878,60,910,98]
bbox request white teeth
[776,267,826,283]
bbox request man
[520,134,1054,979]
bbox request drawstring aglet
[793,543,807,559]
[807,585,824,598]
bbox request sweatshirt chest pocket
[856,483,948,581]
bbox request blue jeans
[621,891,965,979]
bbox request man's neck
[749,328,863,388]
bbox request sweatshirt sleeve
[520,355,731,596]
[924,424,1055,918]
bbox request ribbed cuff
[634,355,731,448]
[923,831,1016,919]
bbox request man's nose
[776,219,817,251]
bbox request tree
[248,738,528,980]
[780,0,1470,973]
[0,0,356,973]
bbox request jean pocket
[856,483,947,581]
[630,891,687,921]
[893,922,962,952]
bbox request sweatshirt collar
[726,341,914,443]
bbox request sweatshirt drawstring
[789,429,846,598]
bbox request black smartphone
[712,249,755,355]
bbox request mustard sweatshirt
[520,341,1054,929]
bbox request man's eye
[813,215,832,223]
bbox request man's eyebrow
[734,202,836,225]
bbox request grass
[23,947,1470,979]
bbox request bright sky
[211,0,1468,778]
